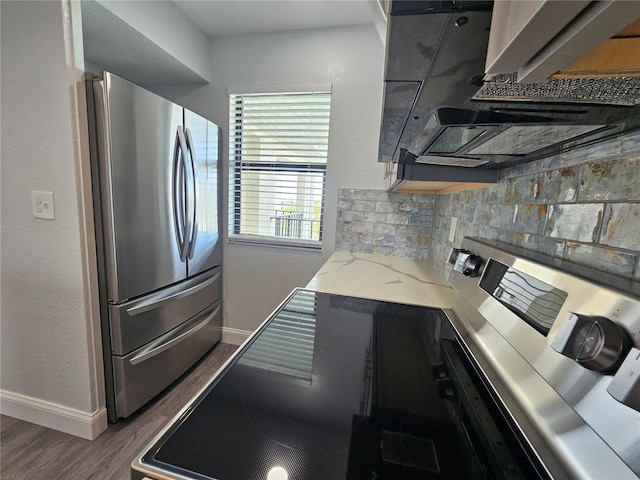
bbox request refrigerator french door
[87,72,222,421]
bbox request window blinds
[238,290,317,380]
[229,91,331,247]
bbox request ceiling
[173,0,375,38]
[81,0,378,86]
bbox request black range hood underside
[379,1,640,192]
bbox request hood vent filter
[475,73,640,106]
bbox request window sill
[227,235,322,252]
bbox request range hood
[379,0,640,192]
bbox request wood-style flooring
[1,343,238,480]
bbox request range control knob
[462,254,482,277]
[608,348,640,413]
[552,313,632,373]
[447,248,466,265]
[453,252,470,273]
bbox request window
[229,90,331,248]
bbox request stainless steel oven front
[445,237,640,479]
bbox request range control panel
[448,238,640,477]
[448,240,640,415]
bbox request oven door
[436,318,550,480]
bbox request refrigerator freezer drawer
[112,298,222,419]
[109,267,222,356]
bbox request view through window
[229,91,331,248]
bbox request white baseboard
[222,326,251,345]
[0,389,108,440]
[0,329,251,439]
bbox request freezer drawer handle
[126,271,221,316]
[129,304,221,366]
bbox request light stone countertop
[306,251,457,308]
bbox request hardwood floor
[1,343,238,480]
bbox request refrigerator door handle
[126,270,221,316]
[129,304,221,366]
[172,127,191,262]
[185,127,198,260]
[172,127,185,259]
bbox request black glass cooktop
[140,290,484,479]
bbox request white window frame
[228,84,332,250]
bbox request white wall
[96,0,211,81]
[82,0,212,85]
[0,4,385,440]
[156,25,387,333]
[0,0,106,439]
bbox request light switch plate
[448,217,458,243]
[31,191,55,220]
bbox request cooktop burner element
[381,430,440,473]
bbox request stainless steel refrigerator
[86,72,222,422]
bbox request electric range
[132,238,640,480]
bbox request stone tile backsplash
[336,189,433,258]
[336,130,640,282]
[430,130,640,281]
